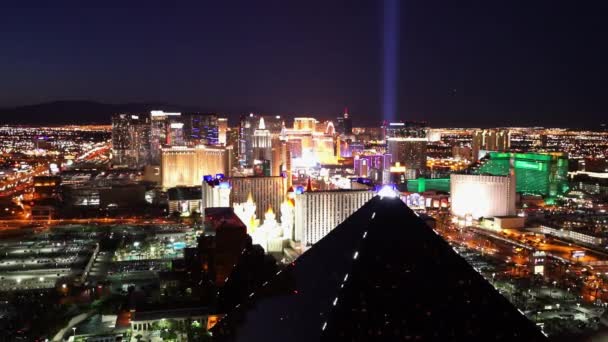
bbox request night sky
[1,1,607,127]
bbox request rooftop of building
[570,171,608,180]
[167,186,202,201]
[161,144,231,151]
[229,175,284,180]
[542,225,606,238]
[204,207,246,231]
[299,188,374,194]
[131,306,210,322]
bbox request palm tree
[191,210,201,225]
[171,211,182,222]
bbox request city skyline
[1,1,607,127]
[1,110,608,340]
[2,2,608,341]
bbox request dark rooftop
[212,196,547,341]
[167,186,202,201]
[131,307,209,322]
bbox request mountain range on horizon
[0,101,370,127]
[0,101,203,125]
[0,100,604,129]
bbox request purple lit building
[353,154,392,184]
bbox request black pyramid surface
[212,195,547,341]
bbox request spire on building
[325,121,335,135]
[259,117,266,130]
[306,177,313,192]
[335,135,341,158]
[280,121,287,139]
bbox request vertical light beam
[383,0,400,122]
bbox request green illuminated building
[473,152,569,197]
[406,177,451,193]
[404,152,569,199]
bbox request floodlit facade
[293,117,317,132]
[312,133,337,164]
[450,173,516,219]
[474,152,568,198]
[271,137,291,182]
[406,177,451,193]
[233,194,259,233]
[280,199,295,240]
[281,119,340,169]
[201,180,231,212]
[252,207,284,253]
[471,129,510,161]
[218,117,228,145]
[229,176,286,219]
[294,189,374,246]
[160,145,232,188]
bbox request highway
[474,227,606,264]
[0,164,49,198]
[432,212,608,305]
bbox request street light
[72,327,76,340]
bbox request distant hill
[0,100,201,125]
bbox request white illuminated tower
[218,117,228,145]
[280,198,295,240]
[233,192,258,233]
[253,206,284,252]
[201,181,231,212]
[450,173,516,218]
[253,117,272,162]
[295,189,375,246]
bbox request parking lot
[0,237,96,291]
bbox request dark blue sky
[1,1,607,127]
